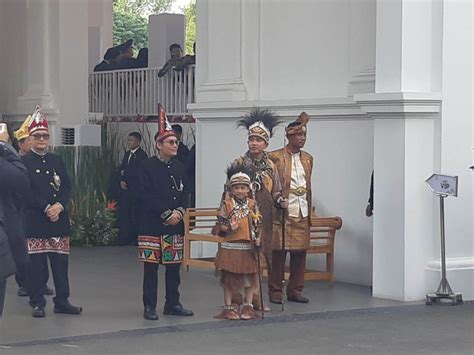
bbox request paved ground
[0,247,406,345]
[1,247,472,354]
[1,304,473,355]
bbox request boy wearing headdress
[214,163,261,320]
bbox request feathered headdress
[226,162,254,186]
[285,112,310,136]
[237,108,281,143]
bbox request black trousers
[15,257,49,290]
[118,192,139,245]
[27,253,70,307]
[143,262,181,310]
[0,277,6,318]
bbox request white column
[347,0,376,96]
[88,0,113,73]
[17,0,57,113]
[58,0,89,127]
[195,0,246,102]
[355,0,442,301]
[425,0,474,300]
[375,0,436,93]
[148,14,186,69]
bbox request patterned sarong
[27,237,70,255]
[138,234,184,264]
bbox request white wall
[259,0,350,100]
[0,0,27,115]
[196,0,376,103]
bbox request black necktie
[128,152,135,165]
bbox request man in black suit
[115,39,137,70]
[118,132,148,246]
[93,47,120,72]
[171,124,190,164]
[366,171,374,217]
[0,124,29,318]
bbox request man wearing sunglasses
[22,106,82,318]
[137,107,193,321]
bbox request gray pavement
[1,304,473,354]
[1,247,472,354]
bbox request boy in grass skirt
[214,164,262,320]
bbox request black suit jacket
[0,141,29,278]
[176,143,190,164]
[22,151,72,238]
[120,148,148,196]
[138,157,188,236]
[93,60,116,72]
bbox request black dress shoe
[269,298,283,305]
[163,304,194,316]
[54,302,83,315]
[42,286,54,296]
[17,287,29,297]
[143,307,159,320]
[287,295,309,303]
[32,306,45,318]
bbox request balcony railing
[89,66,195,118]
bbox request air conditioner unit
[60,124,101,146]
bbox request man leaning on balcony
[158,43,183,78]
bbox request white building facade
[0,0,113,140]
[190,0,473,301]
[0,0,472,301]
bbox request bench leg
[327,252,334,287]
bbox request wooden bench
[304,216,343,285]
[183,207,342,284]
[183,207,223,271]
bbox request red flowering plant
[74,196,119,246]
[106,200,118,212]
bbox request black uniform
[93,60,116,72]
[0,142,29,317]
[22,151,72,308]
[138,156,188,310]
[185,145,196,207]
[115,57,138,70]
[118,148,148,245]
[176,143,190,165]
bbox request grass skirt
[215,246,258,293]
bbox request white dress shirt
[288,152,308,218]
[128,147,139,164]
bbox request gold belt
[289,187,308,196]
